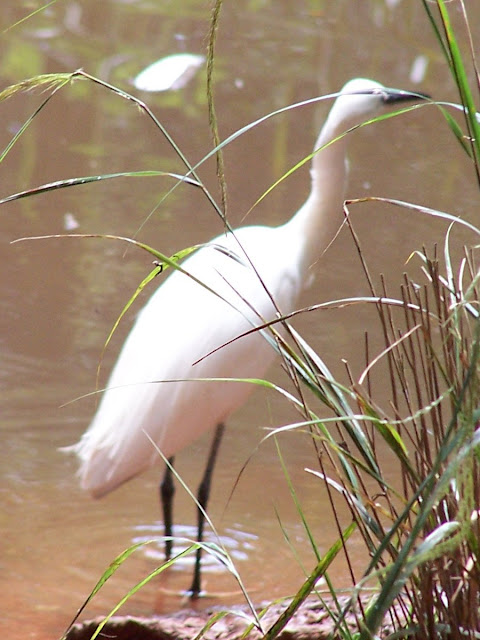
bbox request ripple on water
[132,521,259,570]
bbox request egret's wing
[72,226,302,496]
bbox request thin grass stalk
[206,0,227,221]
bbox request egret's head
[332,78,426,130]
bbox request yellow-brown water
[1,2,479,638]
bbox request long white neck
[282,109,350,276]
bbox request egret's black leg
[160,456,175,561]
[189,422,226,597]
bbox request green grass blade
[262,522,356,640]
[436,0,480,180]
[0,171,201,205]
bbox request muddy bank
[64,596,391,640]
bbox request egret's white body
[69,78,422,592]
[79,225,302,497]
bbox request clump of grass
[264,2,480,637]
[279,232,480,639]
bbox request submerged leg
[160,456,175,561]
[189,422,226,597]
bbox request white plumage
[76,225,302,497]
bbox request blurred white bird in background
[67,78,425,596]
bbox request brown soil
[64,596,363,640]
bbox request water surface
[1,2,478,638]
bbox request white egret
[68,78,425,596]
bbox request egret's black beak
[383,89,431,104]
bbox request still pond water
[1,2,479,638]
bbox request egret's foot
[184,587,205,600]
